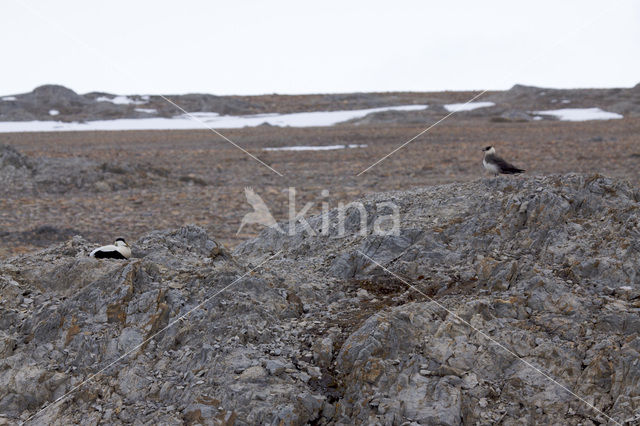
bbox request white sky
[2,0,639,96]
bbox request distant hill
[1,83,637,124]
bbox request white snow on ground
[532,108,623,121]
[444,101,495,112]
[135,108,157,114]
[0,105,428,133]
[49,110,59,116]
[96,95,147,105]
[1,96,16,101]
[263,144,367,152]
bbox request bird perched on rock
[482,146,525,176]
[89,237,131,259]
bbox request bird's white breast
[483,158,499,174]
[90,244,116,257]
[90,244,131,258]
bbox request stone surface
[1,175,640,424]
[236,174,640,425]
[0,144,177,197]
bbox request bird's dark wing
[93,250,128,259]
[488,154,525,174]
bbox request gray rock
[312,337,333,369]
[3,175,640,424]
[235,174,640,425]
[0,144,177,199]
[264,359,287,375]
[1,225,317,425]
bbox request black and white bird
[482,146,525,176]
[89,238,131,259]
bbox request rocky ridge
[0,85,430,123]
[1,174,640,424]
[0,85,257,122]
[1,83,638,124]
[348,83,640,125]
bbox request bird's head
[482,146,495,154]
[114,237,129,248]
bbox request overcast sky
[2,0,639,96]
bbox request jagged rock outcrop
[236,174,640,425]
[1,175,640,425]
[0,226,319,425]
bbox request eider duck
[89,237,131,259]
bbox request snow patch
[135,108,157,114]
[96,95,147,105]
[181,105,427,128]
[532,108,623,122]
[49,110,59,116]
[0,104,428,133]
[263,144,367,152]
[1,96,17,101]
[444,101,495,112]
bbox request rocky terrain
[1,83,639,124]
[0,144,175,196]
[0,143,208,253]
[0,85,439,122]
[348,84,640,126]
[0,85,255,122]
[1,174,640,425]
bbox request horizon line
[2,81,638,98]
